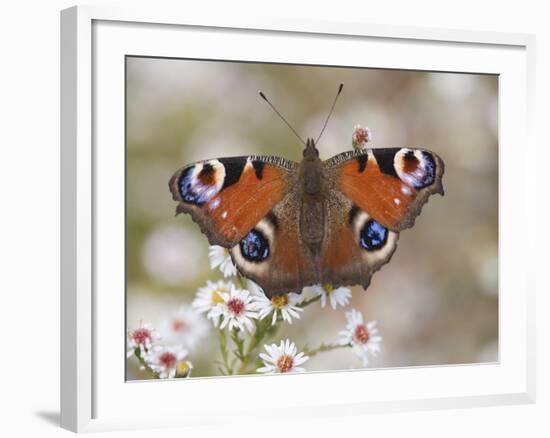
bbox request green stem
[217,328,233,375]
[235,272,247,289]
[238,317,272,374]
[231,297,346,373]
[304,342,351,358]
[231,327,245,361]
[134,348,160,379]
[298,293,322,308]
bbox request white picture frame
[60,5,536,433]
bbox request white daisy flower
[312,284,352,309]
[209,245,237,277]
[127,322,160,358]
[251,286,304,325]
[192,280,233,326]
[210,285,258,333]
[159,305,209,351]
[143,344,189,379]
[257,339,309,374]
[338,309,382,366]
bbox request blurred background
[126,56,498,379]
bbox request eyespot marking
[178,162,224,206]
[359,219,388,251]
[416,151,436,188]
[402,150,419,173]
[239,229,270,262]
[394,149,437,189]
[197,163,215,185]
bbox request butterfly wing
[169,155,298,247]
[170,148,444,296]
[319,191,400,289]
[318,147,444,289]
[324,147,444,231]
[229,191,318,297]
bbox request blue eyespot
[406,151,436,189]
[178,165,217,206]
[239,229,270,262]
[360,220,387,251]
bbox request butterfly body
[170,139,444,297]
[298,139,326,260]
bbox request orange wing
[169,155,298,247]
[325,148,444,231]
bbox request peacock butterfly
[169,85,445,297]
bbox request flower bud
[352,125,372,149]
[175,360,193,378]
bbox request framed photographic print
[61,5,536,432]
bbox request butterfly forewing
[325,147,444,231]
[314,146,444,290]
[169,155,298,247]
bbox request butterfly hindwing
[229,191,318,298]
[319,190,400,290]
[325,147,444,231]
[169,155,298,247]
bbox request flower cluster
[198,247,381,374]
[128,125,385,378]
[128,247,382,377]
[126,304,210,379]
[127,318,195,379]
[145,345,191,379]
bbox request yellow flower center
[271,294,289,309]
[211,288,227,304]
[323,284,334,294]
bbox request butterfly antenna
[258,90,306,146]
[315,83,344,145]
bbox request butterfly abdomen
[300,199,324,248]
[299,156,326,257]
